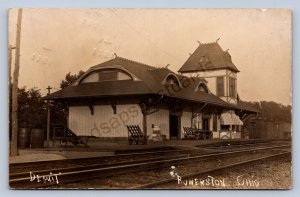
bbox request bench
[183,127,213,140]
[51,124,95,147]
[183,127,196,139]
[126,125,148,145]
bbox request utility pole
[8,45,16,85]
[45,86,52,148]
[9,45,16,153]
[11,8,23,156]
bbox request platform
[9,138,276,164]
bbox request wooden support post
[11,8,23,156]
[45,86,52,148]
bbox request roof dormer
[161,73,183,88]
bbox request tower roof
[178,42,239,73]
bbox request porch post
[46,105,51,148]
[142,112,147,137]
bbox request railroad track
[9,144,290,189]
[130,151,291,189]
[10,139,289,172]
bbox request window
[80,69,133,83]
[81,72,99,83]
[200,56,208,62]
[196,83,209,93]
[98,70,118,81]
[216,77,224,96]
[229,77,236,98]
[166,75,179,86]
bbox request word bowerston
[177,175,226,187]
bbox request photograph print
[8,8,292,189]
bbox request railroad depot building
[45,41,258,140]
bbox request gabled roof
[178,42,239,73]
[44,56,249,110]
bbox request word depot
[30,171,61,184]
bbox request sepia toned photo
[8,8,292,189]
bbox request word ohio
[177,175,226,187]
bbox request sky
[8,8,292,105]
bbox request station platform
[9,138,276,164]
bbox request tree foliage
[60,70,84,89]
[9,70,86,139]
[242,101,291,123]
[54,70,85,124]
[9,86,47,137]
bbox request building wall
[68,103,245,140]
[147,108,169,139]
[183,69,237,104]
[68,104,143,137]
[191,113,202,129]
[185,70,226,97]
[69,103,193,140]
[181,111,193,139]
[220,131,231,139]
[186,69,227,78]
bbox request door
[202,118,209,130]
[169,115,179,140]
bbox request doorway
[202,118,209,130]
[169,115,179,140]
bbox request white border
[1,1,298,196]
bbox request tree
[47,70,86,126]
[241,100,291,123]
[9,86,47,139]
[60,70,84,89]
[9,70,86,148]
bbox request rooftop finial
[197,40,201,45]
[226,49,230,52]
[216,37,220,42]
[113,53,118,58]
[165,64,170,68]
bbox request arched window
[195,82,209,93]
[80,68,133,83]
[162,73,183,88]
[166,75,179,86]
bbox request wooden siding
[184,69,238,104]
[181,111,193,139]
[68,104,227,140]
[191,113,202,129]
[69,104,143,137]
[209,116,213,131]
[213,131,219,138]
[220,130,241,139]
[232,132,242,139]
[147,109,169,139]
[220,131,231,139]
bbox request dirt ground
[164,157,292,189]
